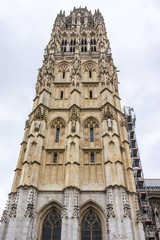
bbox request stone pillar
[61,188,79,240]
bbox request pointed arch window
[62,71,65,79]
[55,127,60,142]
[41,209,61,240]
[81,208,102,240]
[89,71,92,78]
[90,127,94,142]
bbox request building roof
[145,179,160,187]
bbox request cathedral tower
[0,7,145,240]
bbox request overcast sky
[0,0,160,217]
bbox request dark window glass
[70,47,72,52]
[89,71,92,78]
[56,128,60,142]
[63,71,65,79]
[65,40,67,45]
[74,40,76,45]
[85,46,87,52]
[94,46,96,52]
[73,47,75,52]
[64,47,66,52]
[62,40,64,45]
[60,91,63,99]
[90,127,94,142]
[90,90,93,99]
[41,209,61,240]
[81,208,102,240]
[91,46,93,52]
[85,39,87,44]
[81,47,83,52]
[53,153,57,163]
[91,153,94,163]
[94,39,96,44]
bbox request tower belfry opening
[0,7,150,240]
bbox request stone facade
[0,7,145,240]
[145,179,160,240]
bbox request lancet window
[90,38,96,52]
[53,153,58,163]
[51,117,66,144]
[61,38,67,52]
[81,208,102,240]
[41,209,61,240]
[83,117,100,148]
[55,127,60,142]
[81,38,87,52]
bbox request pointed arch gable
[80,199,105,217]
[83,117,100,128]
[82,60,98,72]
[50,117,66,129]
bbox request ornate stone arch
[80,200,106,240]
[83,117,100,128]
[35,200,62,240]
[50,117,66,129]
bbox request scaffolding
[123,106,156,240]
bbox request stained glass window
[41,209,61,240]
[81,208,102,240]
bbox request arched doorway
[41,208,61,240]
[81,208,102,240]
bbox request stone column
[61,188,80,240]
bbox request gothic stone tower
[0,7,145,240]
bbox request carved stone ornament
[51,117,65,129]
[72,189,80,219]
[25,119,31,128]
[98,56,108,78]
[9,190,20,218]
[136,210,142,223]
[58,64,69,73]
[84,117,99,128]
[24,189,36,218]
[72,55,81,76]
[122,189,131,219]
[0,195,12,223]
[69,106,80,133]
[101,105,115,121]
[120,115,127,128]
[84,64,96,72]
[61,190,68,218]
[106,188,115,219]
[34,121,41,132]
[33,105,48,122]
[0,210,8,223]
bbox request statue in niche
[71,119,76,133]
[35,81,41,94]
[46,58,54,76]
[46,75,51,89]
[35,121,41,132]
[107,118,112,130]
[71,56,81,88]
[37,68,42,82]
